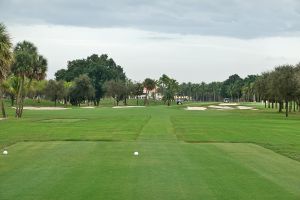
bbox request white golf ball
[3,150,8,155]
[134,151,139,156]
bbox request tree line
[178,74,258,102]
[254,64,300,117]
[1,22,300,118]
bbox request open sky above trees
[1,0,300,82]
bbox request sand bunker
[185,106,207,111]
[0,118,5,121]
[237,106,258,110]
[219,103,238,106]
[112,106,145,109]
[237,106,254,110]
[81,106,95,109]
[208,105,234,110]
[13,107,69,110]
[185,104,259,111]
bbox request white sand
[237,106,255,110]
[208,105,234,110]
[81,106,95,109]
[185,106,207,111]
[13,107,69,110]
[219,103,238,106]
[0,118,5,120]
[112,106,145,109]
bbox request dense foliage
[254,64,300,117]
[55,54,126,105]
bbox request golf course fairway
[1,104,300,199]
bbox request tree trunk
[11,95,14,106]
[279,101,283,113]
[15,76,24,118]
[285,100,288,117]
[264,100,267,108]
[271,102,274,109]
[0,85,7,118]
[136,96,139,106]
[293,101,296,112]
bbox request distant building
[138,87,162,100]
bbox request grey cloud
[1,0,300,38]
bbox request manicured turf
[1,103,300,199]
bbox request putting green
[1,141,300,200]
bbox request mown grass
[1,102,300,199]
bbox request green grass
[1,103,300,199]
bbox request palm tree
[0,23,13,118]
[143,78,156,105]
[164,78,179,106]
[2,75,19,106]
[12,41,47,118]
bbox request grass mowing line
[134,115,152,140]
[137,113,178,142]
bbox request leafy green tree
[104,80,126,106]
[44,80,66,106]
[69,75,95,106]
[123,79,134,106]
[272,65,297,117]
[132,82,144,105]
[221,74,243,101]
[31,80,47,103]
[158,74,179,105]
[163,78,179,106]
[242,75,258,102]
[63,81,73,105]
[55,54,126,106]
[12,41,47,118]
[2,75,18,106]
[0,23,13,118]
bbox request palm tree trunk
[0,85,7,118]
[15,76,24,118]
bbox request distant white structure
[138,87,162,100]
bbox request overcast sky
[1,0,300,82]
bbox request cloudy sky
[1,0,300,82]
